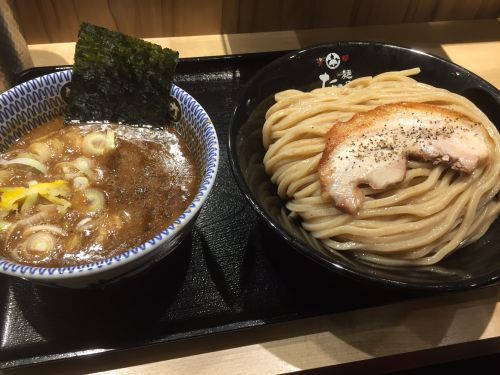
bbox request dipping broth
[0,117,200,267]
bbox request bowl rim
[228,40,500,291]
[0,70,219,280]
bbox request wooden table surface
[4,18,500,374]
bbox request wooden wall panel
[13,0,500,44]
[476,0,500,17]
[13,0,48,44]
[221,0,238,34]
[170,0,223,36]
[402,0,439,23]
[312,0,357,28]
[14,0,224,43]
[74,0,116,31]
[351,0,411,25]
[433,0,484,20]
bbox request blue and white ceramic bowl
[0,70,219,288]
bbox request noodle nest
[262,69,500,266]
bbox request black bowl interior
[228,42,500,291]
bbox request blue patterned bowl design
[0,70,219,287]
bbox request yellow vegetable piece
[31,180,71,209]
[21,193,38,213]
[40,193,71,209]
[0,187,27,210]
[29,180,69,196]
[0,180,72,213]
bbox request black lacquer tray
[1,52,432,369]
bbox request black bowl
[228,42,500,291]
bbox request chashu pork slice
[318,102,490,214]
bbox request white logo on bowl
[319,73,329,88]
[318,69,354,88]
[169,98,181,122]
[325,52,341,69]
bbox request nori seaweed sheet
[65,23,178,127]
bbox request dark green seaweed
[65,23,178,128]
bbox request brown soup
[0,117,200,267]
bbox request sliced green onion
[28,142,51,162]
[23,224,67,237]
[84,188,105,213]
[82,132,106,156]
[25,232,56,253]
[0,157,47,174]
[73,176,89,190]
[105,129,116,150]
[0,221,11,231]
